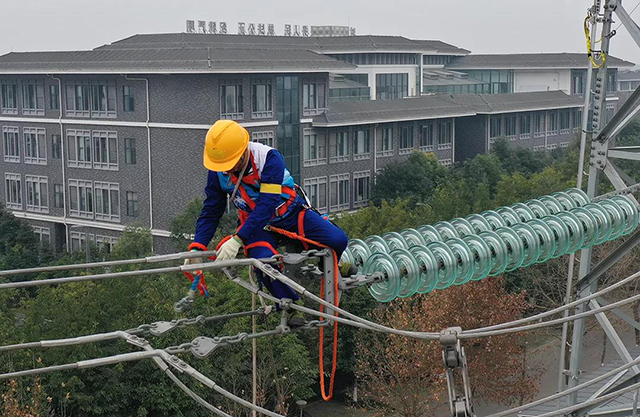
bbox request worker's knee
[327,228,349,255]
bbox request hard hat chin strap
[229,149,251,203]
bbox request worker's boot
[288,303,306,329]
[339,262,358,278]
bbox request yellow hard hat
[203,120,250,172]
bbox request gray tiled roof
[313,95,477,127]
[618,69,640,81]
[0,47,354,74]
[446,53,635,69]
[451,90,584,113]
[99,33,470,55]
[313,91,583,126]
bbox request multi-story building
[617,69,640,105]
[0,33,628,253]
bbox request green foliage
[169,198,239,251]
[491,138,556,175]
[0,204,40,273]
[372,152,448,205]
[334,199,434,239]
[110,225,153,260]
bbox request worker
[185,120,353,326]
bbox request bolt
[170,355,179,362]
[192,340,199,346]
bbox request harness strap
[297,209,310,251]
[266,225,339,402]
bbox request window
[51,134,62,159]
[24,127,46,164]
[123,85,135,112]
[572,71,584,95]
[92,131,118,170]
[489,116,502,139]
[607,72,616,93]
[353,171,371,208]
[96,235,118,253]
[303,131,326,166]
[504,115,517,139]
[67,129,92,168]
[94,181,120,222]
[329,173,350,212]
[3,126,20,163]
[399,125,414,155]
[220,83,244,119]
[438,120,453,149]
[65,83,90,117]
[252,82,273,118]
[90,82,117,118]
[420,123,434,151]
[49,84,60,110]
[1,83,18,114]
[122,138,137,164]
[21,81,45,115]
[376,73,409,100]
[330,131,349,163]
[303,177,328,213]
[548,111,558,135]
[70,231,88,252]
[573,108,583,130]
[534,112,545,138]
[54,184,64,208]
[379,126,394,156]
[251,131,275,147]
[126,191,139,217]
[68,179,93,218]
[560,110,571,133]
[439,158,452,167]
[303,81,326,115]
[520,114,531,139]
[353,129,370,160]
[25,175,48,213]
[4,173,22,209]
[33,226,51,246]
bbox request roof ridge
[478,94,494,112]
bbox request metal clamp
[339,272,386,290]
[440,327,475,417]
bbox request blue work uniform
[190,142,348,301]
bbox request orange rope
[266,225,339,401]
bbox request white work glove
[183,249,204,266]
[216,235,243,261]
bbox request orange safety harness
[267,209,340,401]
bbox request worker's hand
[216,235,243,261]
[183,249,204,266]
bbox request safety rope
[265,224,340,402]
[584,14,607,69]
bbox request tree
[0,203,40,274]
[372,152,448,205]
[170,198,238,251]
[491,139,556,176]
[355,278,539,417]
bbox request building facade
[0,33,628,254]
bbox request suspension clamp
[440,327,475,417]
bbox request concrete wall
[513,70,572,94]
